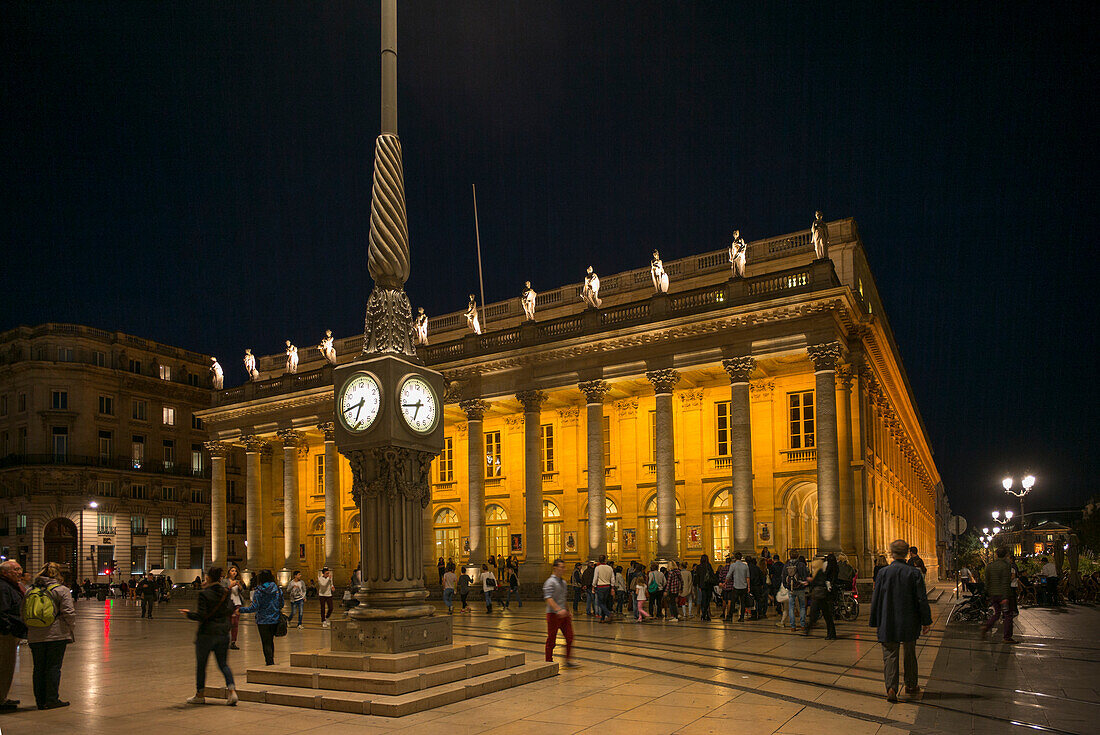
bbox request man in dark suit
[869,539,933,702]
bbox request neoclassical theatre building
[198,217,943,584]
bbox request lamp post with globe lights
[1002,475,1035,526]
[78,499,99,585]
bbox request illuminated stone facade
[198,218,943,583]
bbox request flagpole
[472,183,487,331]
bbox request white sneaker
[296,624,303,630]
[186,695,205,705]
[322,620,330,628]
[670,617,679,622]
[226,689,238,706]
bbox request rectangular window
[715,401,731,456]
[58,347,73,362]
[603,415,612,466]
[788,391,815,449]
[540,424,555,473]
[162,406,175,426]
[159,364,172,380]
[488,524,509,558]
[0,395,6,416]
[97,480,116,497]
[190,487,203,503]
[191,414,203,430]
[17,393,26,412]
[434,527,459,562]
[129,359,142,374]
[190,518,204,535]
[161,517,176,536]
[315,453,326,493]
[187,373,200,387]
[649,410,657,462]
[132,400,147,421]
[544,521,563,560]
[17,427,27,454]
[98,430,113,461]
[437,437,453,482]
[131,546,147,574]
[96,545,114,575]
[98,395,114,415]
[163,439,175,469]
[190,546,204,568]
[162,546,176,570]
[191,445,203,475]
[51,390,68,410]
[96,513,114,535]
[131,435,145,468]
[16,514,28,535]
[485,431,502,478]
[162,486,176,502]
[1,431,8,455]
[131,516,146,535]
[131,483,148,500]
[93,350,106,367]
[51,426,68,460]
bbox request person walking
[869,539,932,702]
[784,552,809,630]
[981,546,1017,643]
[286,571,306,629]
[725,553,750,622]
[695,555,715,621]
[136,571,158,618]
[481,564,497,613]
[503,566,521,610]
[238,570,284,666]
[180,566,238,706]
[457,567,471,612]
[570,563,584,613]
[647,563,666,619]
[23,562,76,710]
[226,567,245,650]
[0,560,27,711]
[593,555,615,622]
[316,567,334,628]
[543,559,576,667]
[680,563,694,619]
[804,555,838,639]
[442,563,458,614]
[664,560,682,621]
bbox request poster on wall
[510,534,523,554]
[565,531,577,554]
[462,536,470,555]
[687,525,702,549]
[756,522,772,546]
[299,543,306,560]
[622,528,637,552]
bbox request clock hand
[354,397,365,420]
[402,400,423,419]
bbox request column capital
[807,341,843,371]
[645,369,680,395]
[459,398,490,421]
[721,356,756,383]
[204,441,231,459]
[317,421,336,442]
[578,379,611,403]
[276,429,305,448]
[515,389,548,413]
[240,434,266,453]
[835,364,854,389]
[260,442,275,461]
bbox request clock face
[339,372,382,432]
[398,375,439,434]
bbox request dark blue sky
[2,2,1096,524]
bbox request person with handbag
[646,563,665,619]
[225,566,245,650]
[804,554,838,639]
[180,566,238,706]
[480,564,497,613]
[238,569,284,666]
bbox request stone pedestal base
[331,615,452,654]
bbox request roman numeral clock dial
[338,372,382,432]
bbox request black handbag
[275,613,289,637]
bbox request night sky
[2,2,1096,525]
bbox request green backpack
[23,583,60,628]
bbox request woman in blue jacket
[238,569,283,665]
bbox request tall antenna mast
[472,184,487,332]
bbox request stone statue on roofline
[318,329,337,365]
[811,210,830,260]
[581,266,602,308]
[243,349,259,381]
[521,281,537,321]
[729,230,747,278]
[285,340,298,374]
[651,250,669,293]
[413,307,429,345]
[465,294,482,335]
[210,357,224,390]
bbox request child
[634,576,651,622]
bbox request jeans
[229,605,241,643]
[256,623,277,665]
[460,592,469,609]
[545,613,574,662]
[484,590,494,612]
[650,590,664,618]
[586,589,596,616]
[983,595,1014,640]
[141,597,155,617]
[733,588,750,620]
[319,596,333,623]
[195,633,234,692]
[700,586,713,620]
[504,587,522,608]
[29,640,67,707]
[443,588,455,611]
[881,640,918,692]
[788,590,807,627]
[667,591,681,619]
[595,586,614,619]
[289,599,304,626]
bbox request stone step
[290,641,490,673]
[204,661,558,717]
[247,652,525,695]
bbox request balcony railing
[708,456,733,472]
[0,453,211,479]
[161,529,178,537]
[781,448,817,463]
[130,528,148,536]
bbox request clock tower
[331,0,447,650]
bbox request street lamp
[78,500,98,584]
[1002,474,1036,523]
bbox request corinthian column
[516,390,548,581]
[277,430,303,572]
[645,369,680,561]
[461,399,489,564]
[205,441,230,569]
[241,435,266,571]
[808,341,843,553]
[579,380,610,560]
[318,422,341,572]
[722,356,756,552]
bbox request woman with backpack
[238,569,284,665]
[694,555,715,621]
[180,566,238,705]
[23,562,76,709]
[646,563,665,619]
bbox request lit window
[191,445,203,475]
[315,453,326,493]
[788,391,815,449]
[710,489,732,560]
[161,517,176,536]
[543,500,562,560]
[540,424,555,473]
[433,508,460,561]
[98,430,113,461]
[437,436,454,482]
[51,426,68,460]
[163,440,175,469]
[97,513,114,535]
[644,495,682,558]
[16,514,28,535]
[131,435,145,469]
[715,401,731,456]
[487,504,509,558]
[51,390,68,410]
[159,364,172,380]
[485,431,502,478]
[162,406,175,426]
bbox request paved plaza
[1,592,1098,735]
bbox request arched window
[709,489,731,560]
[309,516,325,570]
[581,497,621,557]
[543,500,562,560]
[344,513,361,571]
[486,504,509,559]
[643,495,683,559]
[433,508,460,562]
